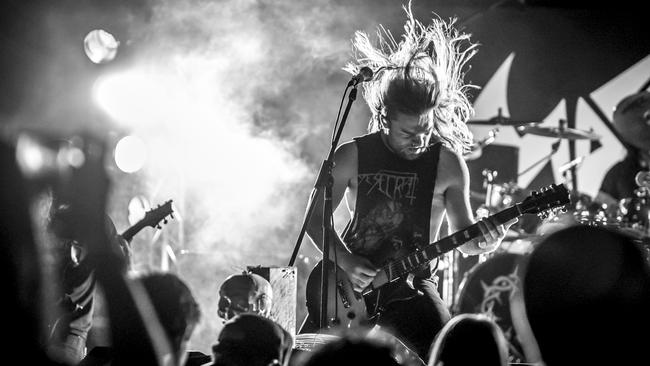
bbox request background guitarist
[44,193,132,365]
[45,194,173,364]
[301,5,516,360]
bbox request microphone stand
[288,83,360,329]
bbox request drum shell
[453,253,531,363]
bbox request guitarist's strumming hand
[475,217,518,253]
[337,250,379,293]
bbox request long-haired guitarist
[301,3,516,359]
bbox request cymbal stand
[482,169,498,211]
[517,138,562,178]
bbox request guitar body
[305,259,369,330]
[305,259,419,331]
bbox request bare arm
[305,141,378,291]
[440,149,514,255]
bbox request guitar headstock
[142,200,174,229]
[519,184,571,219]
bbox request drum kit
[452,113,650,364]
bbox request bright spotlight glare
[84,29,119,64]
[93,72,185,127]
[114,135,147,173]
[15,134,65,179]
[16,135,47,177]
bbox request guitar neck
[120,222,147,243]
[382,205,521,282]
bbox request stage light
[15,134,49,178]
[114,135,147,173]
[15,134,85,179]
[84,29,119,64]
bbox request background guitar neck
[120,221,148,243]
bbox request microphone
[635,170,650,188]
[348,67,374,87]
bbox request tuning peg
[163,219,168,224]
[156,225,162,229]
[170,213,175,219]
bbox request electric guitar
[120,200,174,242]
[305,183,570,330]
[49,200,175,342]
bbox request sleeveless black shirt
[342,132,442,274]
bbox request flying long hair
[344,1,478,153]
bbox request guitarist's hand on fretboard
[473,217,519,254]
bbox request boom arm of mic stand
[287,86,359,329]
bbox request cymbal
[516,124,601,140]
[467,116,539,126]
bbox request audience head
[300,331,401,366]
[523,225,650,365]
[218,271,273,321]
[211,313,293,366]
[427,313,508,366]
[138,271,202,366]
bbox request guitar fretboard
[383,205,521,282]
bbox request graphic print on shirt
[346,170,426,260]
[358,170,419,205]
